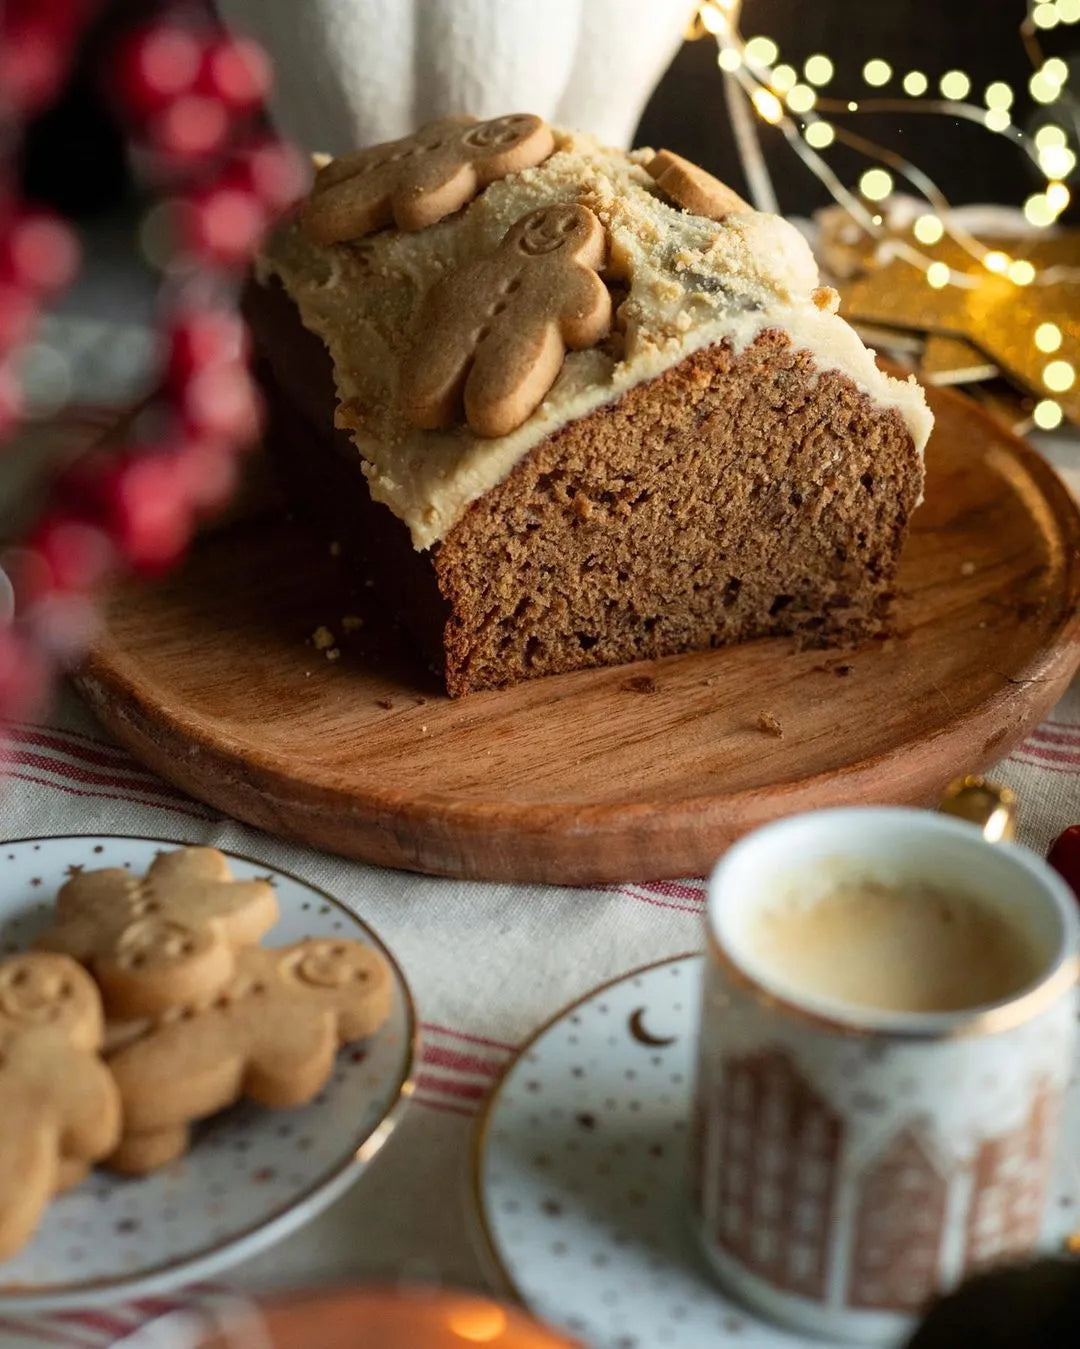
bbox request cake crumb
[704,674,722,686]
[960,561,976,576]
[835,664,853,677]
[621,675,658,694]
[757,710,784,738]
[312,625,335,651]
[341,615,364,632]
[328,541,341,557]
[325,647,341,662]
[420,724,429,734]
[375,698,393,710]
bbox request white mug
[690,804,1080,1344]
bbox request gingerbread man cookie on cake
[300,113,555,243]
[400,202,612,438]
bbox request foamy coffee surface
[748,880,1045,1014]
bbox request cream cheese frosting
[257,128,933,552]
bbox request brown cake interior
[247,278,922,697]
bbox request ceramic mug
[690,795,1080,1344]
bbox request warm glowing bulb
[1039,144,1077,177]
[752,88,783,123]
[926,261,951,288]
[859,168,893,201]
[863,59,892,87]
[985,81,1014,109]
[1044,360,1076,392]
[1047,180,1071,212]
[903,71,929,96]
[1030,71,1061,103]
[700,3,727,34]
[717,46,742,72]
[1034,1,1060,26]
[446,1305,509,1343]
[847,100,859,111]
[804,121,835,148]
[1007,259,1036,286]
[1036,125,1068,149]
[786,84,816,113]
[1035,322,1063,353]
[745,36,780,66]
[1042,57,1069,85]
[940,70,971,100]
[913,214,945,244]
[984,109,1012,132]
[1024,192,1057,226]
[804,54,834,86]
[983,250,1010,274]
[1034,399,1064,429]
[1058,0,1080,21]
[771,63,797,92]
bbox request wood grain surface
[74,385,1080,884]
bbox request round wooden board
[75,385,1080,884]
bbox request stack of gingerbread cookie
[0,847,392,1260]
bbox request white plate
[0,834,416,1313]
[474,955,1080,1349]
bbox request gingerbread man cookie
[106,939,393,1173]
[646,149,751,222]
[0,953,120,1258]
[35,847,278,1019]
[400,202,612,438]
[299,113,555,244]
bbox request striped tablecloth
[3,440,1079,1348]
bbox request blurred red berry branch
[0,2,307,737]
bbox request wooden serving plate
[75,385,1080,884]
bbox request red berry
[0,211,80,295]
[109,454,192,574]
[29,516,116,593]
[1048,826,1080,898]
[112,22,203,118]
[233,138,309,213]
[182,183,267,266]
[148,92,229,161]
[180,360,261,443]
[165,309,248,391]
[198,35,271,112]
[0,16,71,115]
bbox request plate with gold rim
[0,834,416,1313]
[472,955,1080,1348]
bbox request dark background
[20,2,1080,222]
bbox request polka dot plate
[474,955,1080,1349]
[0,835,416,1313]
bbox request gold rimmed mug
[690,788,1080,1344]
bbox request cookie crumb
[325,647,341,662]
[621,675,658,694]
[328,541,341,558]
[341,615,364,633]
[835,664,853,677]
[420,724,428,734]
[312,626,335,651]
[960,561,976,576]
[757,710,784,738]
[415,695,428,705]
[704,674,722,686]
[375,698,393,710]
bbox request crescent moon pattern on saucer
[628,1006,676,1048]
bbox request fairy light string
[694,0,1079,431]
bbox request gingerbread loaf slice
[251,122,932,696]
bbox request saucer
[0,834,416,1313]
[473,956,1080,1348]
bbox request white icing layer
[258,129,932,551]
